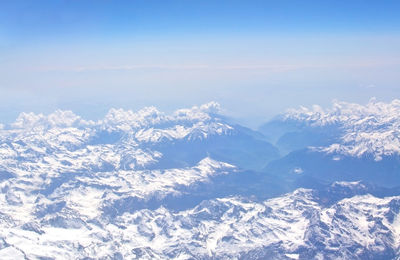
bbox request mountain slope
[263,99,400,188]
[0,182,399,259]
[0,101,400,259]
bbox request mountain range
[0,100,399,259]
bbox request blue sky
[1,0,400,126]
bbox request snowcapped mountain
[7,102,231,143]
[1,102,278,171]
[0,101,399,259]
[263,99,400,160]
[262,99,400,188]
[0,180,399,259]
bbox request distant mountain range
[0,100,399,259]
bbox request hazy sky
[1,0,400,126]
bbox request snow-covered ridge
[3,102,232,146]
[285,99,400,160]
[1,184,399,259]
[73,157,235,202]
[0,101,399,258]
[285,98,400,127]
[8,101,223,130]
[11,110,91,129]
[0,103,239,227]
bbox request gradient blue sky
[1,0,400,126]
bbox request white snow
[0,102,398,258]
[286,99,400,159]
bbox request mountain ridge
[0,100,399,259]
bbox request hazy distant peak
[285,98,400,127]
[11,110,88,129]
[101,106,166,130]
[7,102,224,131]
[283,99,400,160]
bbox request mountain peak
[283,99,400,159]
[11,110,87,130]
